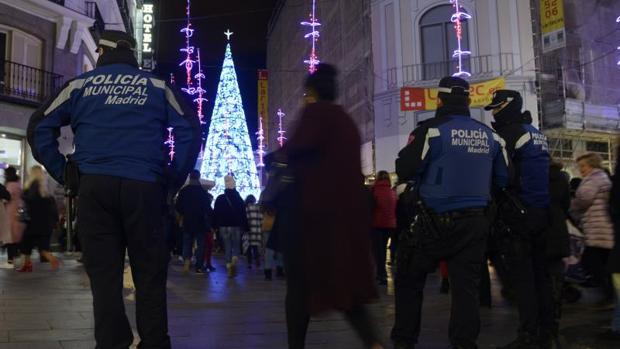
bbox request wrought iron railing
[386,53,515,88]
[0,60,64,104]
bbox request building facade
[534,0,620,173]
[0,0,136,182]
[266,0,375,175]
[372,0,539,173]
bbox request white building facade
[371,0,539,174]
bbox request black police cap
[484,89,523,110]
[438,76,470,96]
[96,30,137,52]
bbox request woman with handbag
[17,165,60,272]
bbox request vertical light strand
[256,117,265,168]
[617,16,620,66]
[450,0,472,78]
[194,48,207,124]
[277,109,286,147]
[301,0,321,73]
[179,0,195,95]
[164,127,175,163]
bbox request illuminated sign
[142,3,154,53]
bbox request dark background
[153,0,278,146]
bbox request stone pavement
[0,253,617,349]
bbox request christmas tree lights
[277,109,286,147]
[200,32,261,200]
[179,0,195,95]
[450,0,471,78]
[256,116,265,168]
[301,0,321,73]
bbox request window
[420,5,470,79]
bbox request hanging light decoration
[179,0,196,95]
[256,117,266,168]
[164,127,175,163]
[194,48,207,124]
[450,0,472,78]
[277,109,286,147]
[301,0,321,73]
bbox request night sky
[153,0,278,147]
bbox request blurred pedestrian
[371,170,397,286]
[606,144,620,340]
[570,153,615,304]
[1,166,23,265]
[214,175,247,278]
[16,166,59,272]
[245,195,263,269]
[276,63,383,349]
[27,30,201,348]
[176,170,213,274]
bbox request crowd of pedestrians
[1,29,618,349]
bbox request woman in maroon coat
[371,171,397,285]
[282,64,383,349]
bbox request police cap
[484,89,523,110]
[96,30,136,52]
[437,76,470,97]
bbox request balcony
[386,53,515,89]
[0,60,64,106]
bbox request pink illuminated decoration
[179,0,196,95]
[164,127,175,162]
[169,73,175,86]
[277,109,286,147]
[450,0,471,78]
[256,117,265,168]
[617,16,620,66]
[301,0,321,73]
[194,48,207,124]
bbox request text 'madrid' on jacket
[27,61,201,190]
[396,107,509,213]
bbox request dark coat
[545,165,571,258]
[213,189,247,229]
[608,159,620,273]
[23,181,58,238]
[284,102,377,315]
[371,180,397,229]
[175,182,213,233]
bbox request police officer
[486,91,552,349]
[27,30,201,349]
[391,77,509,349]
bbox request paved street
[0,253,617,349]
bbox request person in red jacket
[372,171,398,285]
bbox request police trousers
[79,175,171,349]
[391,213,489,349]
[504,208,562,340]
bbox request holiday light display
[277,109,286,147]
[179,0,195,95]
[194,48,207,124]
[301,0,321,73]
[164,127,175,162]
[450,0,472,78]
[200,33,261,200]
[617,16,620,66]
[256,117,266,168]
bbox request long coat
[608,160,620,273]
[284,102,377,315]
[570,169,615,249]
[545,165,571,258]
[6,182,25,243]
[371,180,397,229]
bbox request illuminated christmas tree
[200,31,261,200]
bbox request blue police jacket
[396,105,509,213]
[492,111,550,208]
[27,50,201,190]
